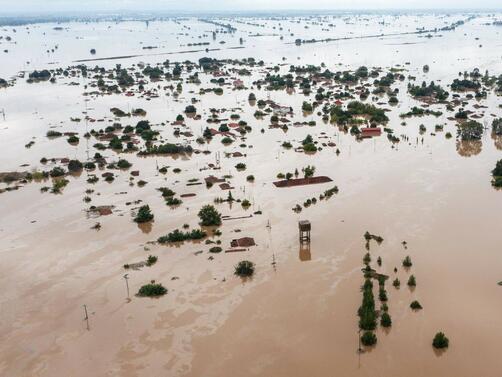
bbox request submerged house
[360,127,382,138]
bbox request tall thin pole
[123,274,130,299]
[83,304,90,331]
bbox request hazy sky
[1,0,500,13]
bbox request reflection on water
[492,132,502,151]
[456,140,482,157]
[299,242,311,261]
[137,221,153,234]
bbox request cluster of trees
[450,78,481,91]
[28,69,51,81]
[330,101,388,125]
[142,65,164,80]
[408,81,448,101]
[302,134,317,152]
[139,143,193,155]
[457,120,483,141]
[157,229,206,243]
[400,106,442,118]
[115,68,135,87]
[358,278,378,346]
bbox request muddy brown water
[0,13,502,377]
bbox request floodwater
[0,12,502,377]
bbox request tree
[185,105,197,114]
[302,165,316,178]
[381,312,392,327]
[407,275,416,287]
[203,127,213,139]
[410,300,422,310]
[234,260,255,277]
[379,287,388,302]
[432,332,449,349]
[402,256,412,267]
[492,159,502,188]
[361,331,377,346]
[492,159,502,177]
[68,159,83,172]
[117,159,132,169]
[457,120,483,141]
[134,205,154,223]
[198,205,222,226]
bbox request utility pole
[123,274,130,299]
[83,304,90,331]
[357,329,362,353]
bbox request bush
[146,255,158,266]
[410,300,422,310]
[379,287,388,302]
[185,105,197,114]
[235,163,246,170]
[165,196,182,206]
[198,205,222,226]
[50,167,66,177]
[432,332,449,349]
[246,175,255,182]
[302,165,316,178]
[117,159,132,169]
[67,135,79,144]
[234,260,255,277]
[51,178,69,193]
[157,187,175,197]
[241,199,251,208]
[381,312,392,327]
[402,256,412,267]
[209,246,222,253]
[46,130,62,137]
[303,143,317,152]
[137,283,167,297]
[360,331,377,346]
[134,205,154,223]
[392,278,400,288]
[68,160,83,172]
[492,160,502,188]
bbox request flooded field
[1,12,502,377]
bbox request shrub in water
[432,332,449,349]
[198,205,222,226]
[134,205,154,223]
[410,300,423,310]
[234,260,255,277]
[381,312,392,327]
[361,331,377,346]
[137,283,167,297]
